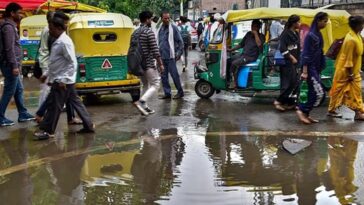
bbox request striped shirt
[139,25,161,70]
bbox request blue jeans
[0,64,28,120]
[161,59,184,96]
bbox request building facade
[200,0,246,13]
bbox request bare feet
[354,112,364,121]
[327,111,342,118]
[274,100,286,112]
[308,117,319,123]
[296,110,311,124]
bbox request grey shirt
[2,19,21,69]
[239,31,265,61]
[158,24,184,60]
[48,32,77,84]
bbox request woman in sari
[328,16,364,120]
[296,12,328,124]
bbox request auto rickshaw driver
[227,19,265,89]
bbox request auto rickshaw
[68,13,140,101]
[19,15,47,77]
[194,8,350,99]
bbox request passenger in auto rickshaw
[227,19,265,89]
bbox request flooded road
[1,51,364,204]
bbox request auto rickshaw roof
[69,13,133,29]
[20,14,47,27]
[223,7,350,23]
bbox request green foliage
[78,0,177,18]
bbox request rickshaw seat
[238,59,260,88]
[243,59,260,69]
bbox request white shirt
[270,20,284,39]
[48,32,77,84]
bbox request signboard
[88,20,114,27]
[101,59,112,69]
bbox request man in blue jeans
[0,3,34,126]
[157,11,185,99]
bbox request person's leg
[183,45,188,71]
[230,56,248,88]
[13,76,29,116]
[161,59,172,97]
[39,83,50,108]
[140,74,149,96]
[66,101,75,122]
[67,84,94,131]
[39,83,67,134]
[168,59,184,96]
[140,69,160,103]
[0,67,17,122]
[276,64,295,105]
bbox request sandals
[274,101,286,112]
[68,118,83,125]
[354,113,364,121]
[327,111,343,118]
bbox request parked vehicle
[19,15,47,77]
[68,13,140,101]
[194,7,350,99]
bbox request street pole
[180,0,183,17]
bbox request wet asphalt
[0,50,364,204]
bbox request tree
[78,0,176,19]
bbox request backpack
[326,38,344,60]
[179,25,191,46]
[0,22,13,62]
[197,23,204,35]
[127,27,146,76]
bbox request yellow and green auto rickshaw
[194,8,350,99]
[68,13,140,101]
[19,14,47,77]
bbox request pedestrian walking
[157,11,185,100]
[0,3,35,126]
[270,20,284,40]
[328,16,364,120]
[273,15,301,111]
[34,12,94,140]
[178,16,192,72]
[296,12,329,124]
[35,11,82,125]
[132,11,164,116]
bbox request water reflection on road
[0,124,363,204]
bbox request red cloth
[0,0,46,10]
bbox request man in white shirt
[270,20,284,40]
[34,12,94,140]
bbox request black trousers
[40,83,93,134]
[277,63,299,105]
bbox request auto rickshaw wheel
[195,80,215,99]
[129,89,140,102]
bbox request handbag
[274,49,286,66]
[326,38,344,60]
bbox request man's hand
[12,68,20,76]
[251,30,259,36]
[39,75,47,83]
[175,55,181,61]
[159,64,165,74]
[301,72,308,80]
[58,82,67,90]
[290,56,298,65]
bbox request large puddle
[0,126,363,205]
